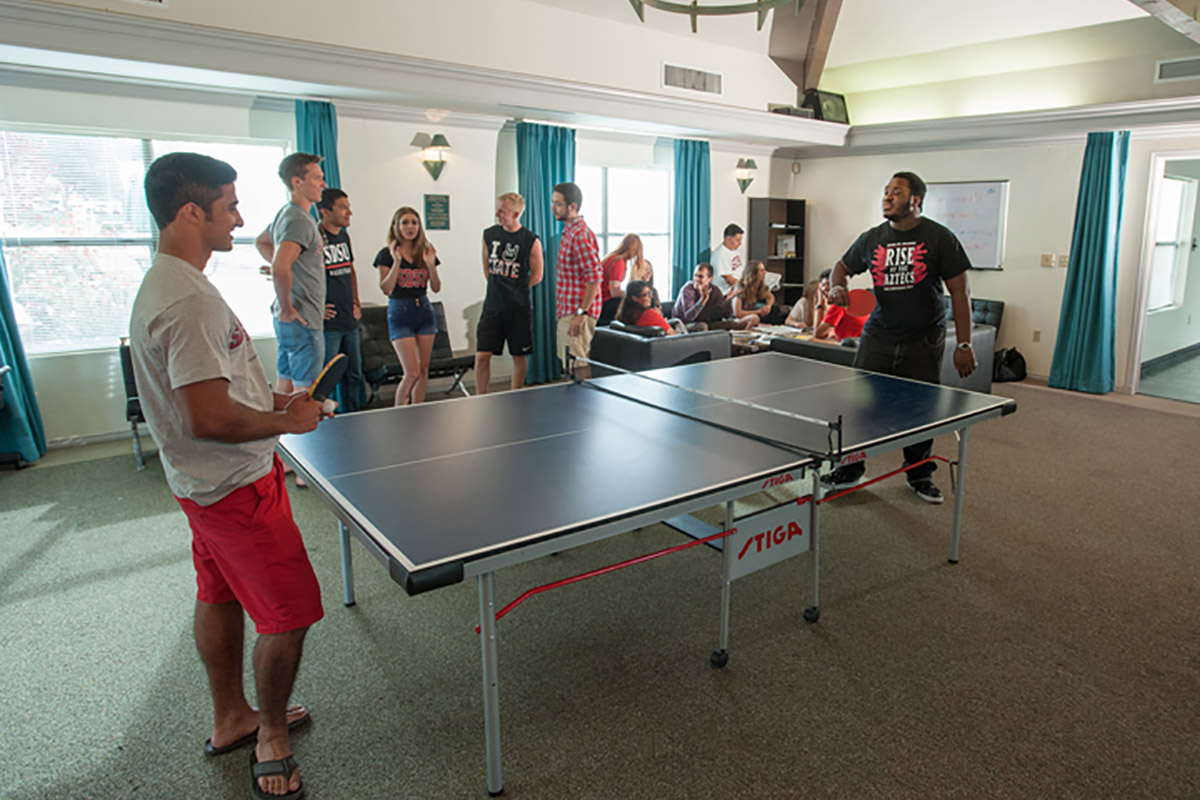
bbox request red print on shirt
[870,242,929,290]
[229,319,247,350]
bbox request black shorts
[477,305,533,356]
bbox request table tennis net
[572,355,843,459]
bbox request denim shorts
[274,318,324,387]
[387,296,438,339]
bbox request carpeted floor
[1,381,1198,799]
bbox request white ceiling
[524,0,1150,65]
[825,0,1148,67]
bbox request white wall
[823,19,1200,125]
[783,142,1087,380]
[335,115,502,352]
[784,128,1200,390]
[38,0,798,116]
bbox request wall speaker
[801,89,850,124]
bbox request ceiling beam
[768,0,842,100]
[1127,0,1200,44]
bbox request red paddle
[846,289,876,317]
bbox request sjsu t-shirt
[841,218,971,342]
[374,247,439,300]
[321,227,356,332]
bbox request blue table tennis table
[279,352,1015,796]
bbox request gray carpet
[1,381,1198,799]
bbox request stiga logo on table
[727,503,812,581]
[737,521,804,561]
[761,473,795,490]
[839,451,866,466]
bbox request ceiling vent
[663,63,723,96]
[1156,57,1200,83]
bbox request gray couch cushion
[769,322,996,393]
[590,327,731,374]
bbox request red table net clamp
[475,525,737,633]
[812,454,956,505]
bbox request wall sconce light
[410,132,451,180]
[736,158,757,194]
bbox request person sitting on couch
[615,280,678,335]
[784,277,822,330]
[809,269,866,342]
[732,261,776,328]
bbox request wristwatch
[576,307,589,317]
[956,342,974,351]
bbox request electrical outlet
[1040,253,1054,268]
[1032,330,1041,343]
[1056,254,1069,268]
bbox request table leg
[803,470,821,623]
[711,501,735,668]
[477,572,503,796]
[338,521,356,607]
[949,427,970,564]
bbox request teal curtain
[0,246,47,464]
[672,139,711,292]
[295,100,341,189]
[1049,131,1130,394]
[517,121,575,385]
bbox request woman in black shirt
[376,206,442,405]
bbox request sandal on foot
[250,752,304,800]
[204,704,311,757]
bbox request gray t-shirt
[270,202,326,332]
[130,253,277,505]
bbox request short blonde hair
[497,192,525,213]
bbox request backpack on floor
[993,347,1027,382]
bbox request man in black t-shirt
[822,171,977,504]
[318,188,363,412]
[475,192,544,393]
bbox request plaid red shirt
[555,216,603,319]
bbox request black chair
[118,340,147,470]
[358,302,474,406]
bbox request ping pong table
[279,351,1015,796]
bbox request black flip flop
[203,705,311,757]
[250,752,304,800]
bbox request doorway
[1133,155,1200,404]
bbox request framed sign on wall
[424,194,450,230]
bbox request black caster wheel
[343,601,356,608]
[710,649,729,668]
[487,789,504,798]
[802,606,820,623]
[947,558,959,565]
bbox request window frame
[575,163,674,298]
[0,124,289,355]
[1147,174,1196,314]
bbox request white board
[923,180,1009,270]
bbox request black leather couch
[589,322,731,375]
[358,302,474,405]
[769,297,1004,393]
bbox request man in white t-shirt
[131,152,329,800]
[711,223,745,299]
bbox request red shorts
[176,454,324,635]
